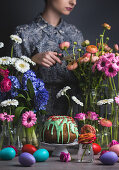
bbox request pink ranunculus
[22,111,37,128]
[99,118,112,127]
[91,56,99,63]
[60,152,71,162]
[59,42,70,50]
[74,113,86,121]
[108,140,119,148]
[0,78,12,92]
[115,95,119,105]
[86,111,99,121]
[0,68,9,78]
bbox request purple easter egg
[19,152,36,167]
[100,151,118,165]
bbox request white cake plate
[41,140,78,157]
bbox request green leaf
[27,79,35,99]
[14,106,28,124]
[17,94,26,100]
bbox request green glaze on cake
[42,116,79,144]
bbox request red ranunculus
[0,78,12,92]
[0,68,9,78]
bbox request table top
[0,147,119,170]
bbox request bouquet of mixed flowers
[0,35,49,149]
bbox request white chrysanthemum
[0,56,12,65]
[0,42,4,48]
[10,35,22,44]
[56,86,71,98]
[11,58,18,65]
[71,96,84,106]
[1,99,19,107]
[97,98,114,106]
[14,59,30,73]
[21,56,36,66]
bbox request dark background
[0,0,119,56]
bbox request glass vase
[77,143,94,163]
[0,123,14,150]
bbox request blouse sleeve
[12,25,34,58]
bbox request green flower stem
[73,45,76,60]
[11,45,14,58]
[108,77,114,91]
[112,77,117,96]
[8,122,14,145]
[105,104,108,119]
[64,47,70,56]
[101,35,104,53]
[0,122,5,150]
[80,145,87,162]
[111,126,112,141]
[65,94,72,117]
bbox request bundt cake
[42,116,79,144]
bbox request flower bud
[102,23,111,30]
[114,44,119,52]
[59,42,70,50]
[73,41,77,45]
[81,40,90,47]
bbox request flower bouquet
[0,35,49,149]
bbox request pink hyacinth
[22,111,37,128]
[105,63,117,77]
[74,113,86,121]
[115,95,119,105]
[108,140,119,147]
[0,78,12,92]
[0,112,14,122]
[86,111,99,120]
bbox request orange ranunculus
[78,133,96,144]
[67,60,78,70]
[102,23,111,30]
[59,41,70,50]
[81,124,96,134]
[99,118,112,127]
[86,45,98,54]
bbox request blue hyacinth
[9,76,21,98]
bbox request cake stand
[41,140,78,157]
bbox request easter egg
[109,144,119,156]
[33,149,49,162]
[5,145,18,156]
[100,151,118,165]
[92,143,101,155]
[19,152,36,167]
[22,144,37,155]
[100,150,109,156]
[0,147,16,160]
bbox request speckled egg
[0,147,16,160]
[33,149,49,162]
[100,151,118,165]
[109,144,119,156]
[19,152,36,167]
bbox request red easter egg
[22,144,37,154]
[92,143,101,155]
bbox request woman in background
[13,0,84,118]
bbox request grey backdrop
[0,0,119,56]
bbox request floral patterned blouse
[13,13,84,118]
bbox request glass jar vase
[77,143,94,163]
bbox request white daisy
[1,99,19,107]
[97,98,114,106]
[71,96,84,106]
[0,56,12,65]
[14,59,30,73]
[21,56,36,66]
[11,57,18,65]
[10,35,22,44]
[0,42,4,48]
[56,86,71,98]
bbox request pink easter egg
[109,144,119,156]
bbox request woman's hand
[31,51,62,68]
